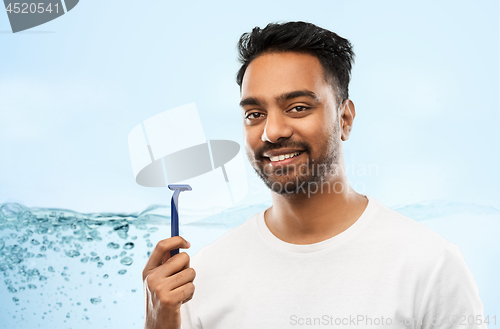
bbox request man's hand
[143,236,195,329]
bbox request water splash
[0,201,181,320]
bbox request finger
[143,236,190,274]
[154,252,191,279]
[170,282,195,305]
[182,294,194,304]
[163,267,196,291]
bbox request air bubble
[90,298,101,304]
[123,242,134,250]
[107,242,119,249]
[120,257,133,266]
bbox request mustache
[255,140,311,159]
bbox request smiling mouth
[261,151,306,166]
[267,151,302,162]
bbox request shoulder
[367,197,480,281]
[364,198,484,308]
[367,197,451,255]
[417,242,485,325]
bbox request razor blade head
[168,184,192,192]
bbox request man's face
[240,51,344,196]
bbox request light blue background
[0,0,498,327]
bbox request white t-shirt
[180,195,486,328]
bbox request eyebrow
[239,89,320,108]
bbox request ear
[340,99,355,141]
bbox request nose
[261,111,292,143]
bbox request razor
[168,184,192,257]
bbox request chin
[262,174,325,196]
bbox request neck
[265,169,368,245]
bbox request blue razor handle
[170,196,179,256]
[168,184,192,258]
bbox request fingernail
[187,241,191,247]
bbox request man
[142,21,486,329]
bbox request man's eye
[288,106,309,113]
[246,112,264,120]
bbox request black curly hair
[236,21,355,107]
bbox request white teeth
[269,152,301,162]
